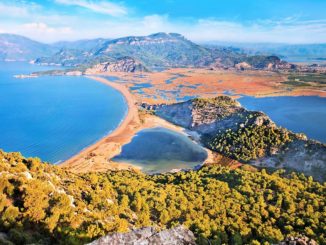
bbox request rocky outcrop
[256,139,326,182]
[156,96,255,135]
[235,62,252,70]
[87,226,196,245]
[279,235,317,245]
[85,57,149,73]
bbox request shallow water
[0,62,127,163]
[238,95,326,143]
[113,127,208,173]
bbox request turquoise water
[238,96,326,143]
[0,62,127,163]
[113,127,208,173]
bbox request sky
[0,0,325,43]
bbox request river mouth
[112,127,208,173]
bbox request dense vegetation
[283,73,326,88]
[193,97,240,109]
[206,123,292,162]
[191,96,242,122]
[244,55,281,69]
[0,150,325,245]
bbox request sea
[238,95,326,143]
[0,62,127,163]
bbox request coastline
[59,75,140,172]
[59,75,218,173]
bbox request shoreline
[59,75,140,172]
[59,75,218,173]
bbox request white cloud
[55,0,127,16]
[145,17,326,44]
[0,22,73,42]
[78,16,326,44]
[23,22,72,34]
[0,1,325,44]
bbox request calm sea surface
[238,96,326,143]
[0,62,127,163]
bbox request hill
[0,150,324,244]
[154,96,326,182]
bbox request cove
[238,95,326,143]
[0,62,127,163]
[113,127,208,173]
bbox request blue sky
[0,0,325,43]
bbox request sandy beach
[59,75,219,173]
[59,75,140,172]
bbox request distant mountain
[1,32,295,70]
[33,48,98,67]
[53,38,110,51]
[0,34,56,61]
[204,42,326,63]
[91,32,216,67]
[35,32,286,70]
[35,32,220,68]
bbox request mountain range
[34,32,221,68]
[1,32,325,70]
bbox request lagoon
[0,62,127,163]
[113,127,208,173]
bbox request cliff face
[87,226,196,245]
[154,96,326,181]
[85,57,149,73]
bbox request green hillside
[0,150,324,244]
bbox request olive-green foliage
[0,150,325,245]
[283,73,326,88]
[206,123,292,162]
[288,73,326,84]
[193,96,239,109]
